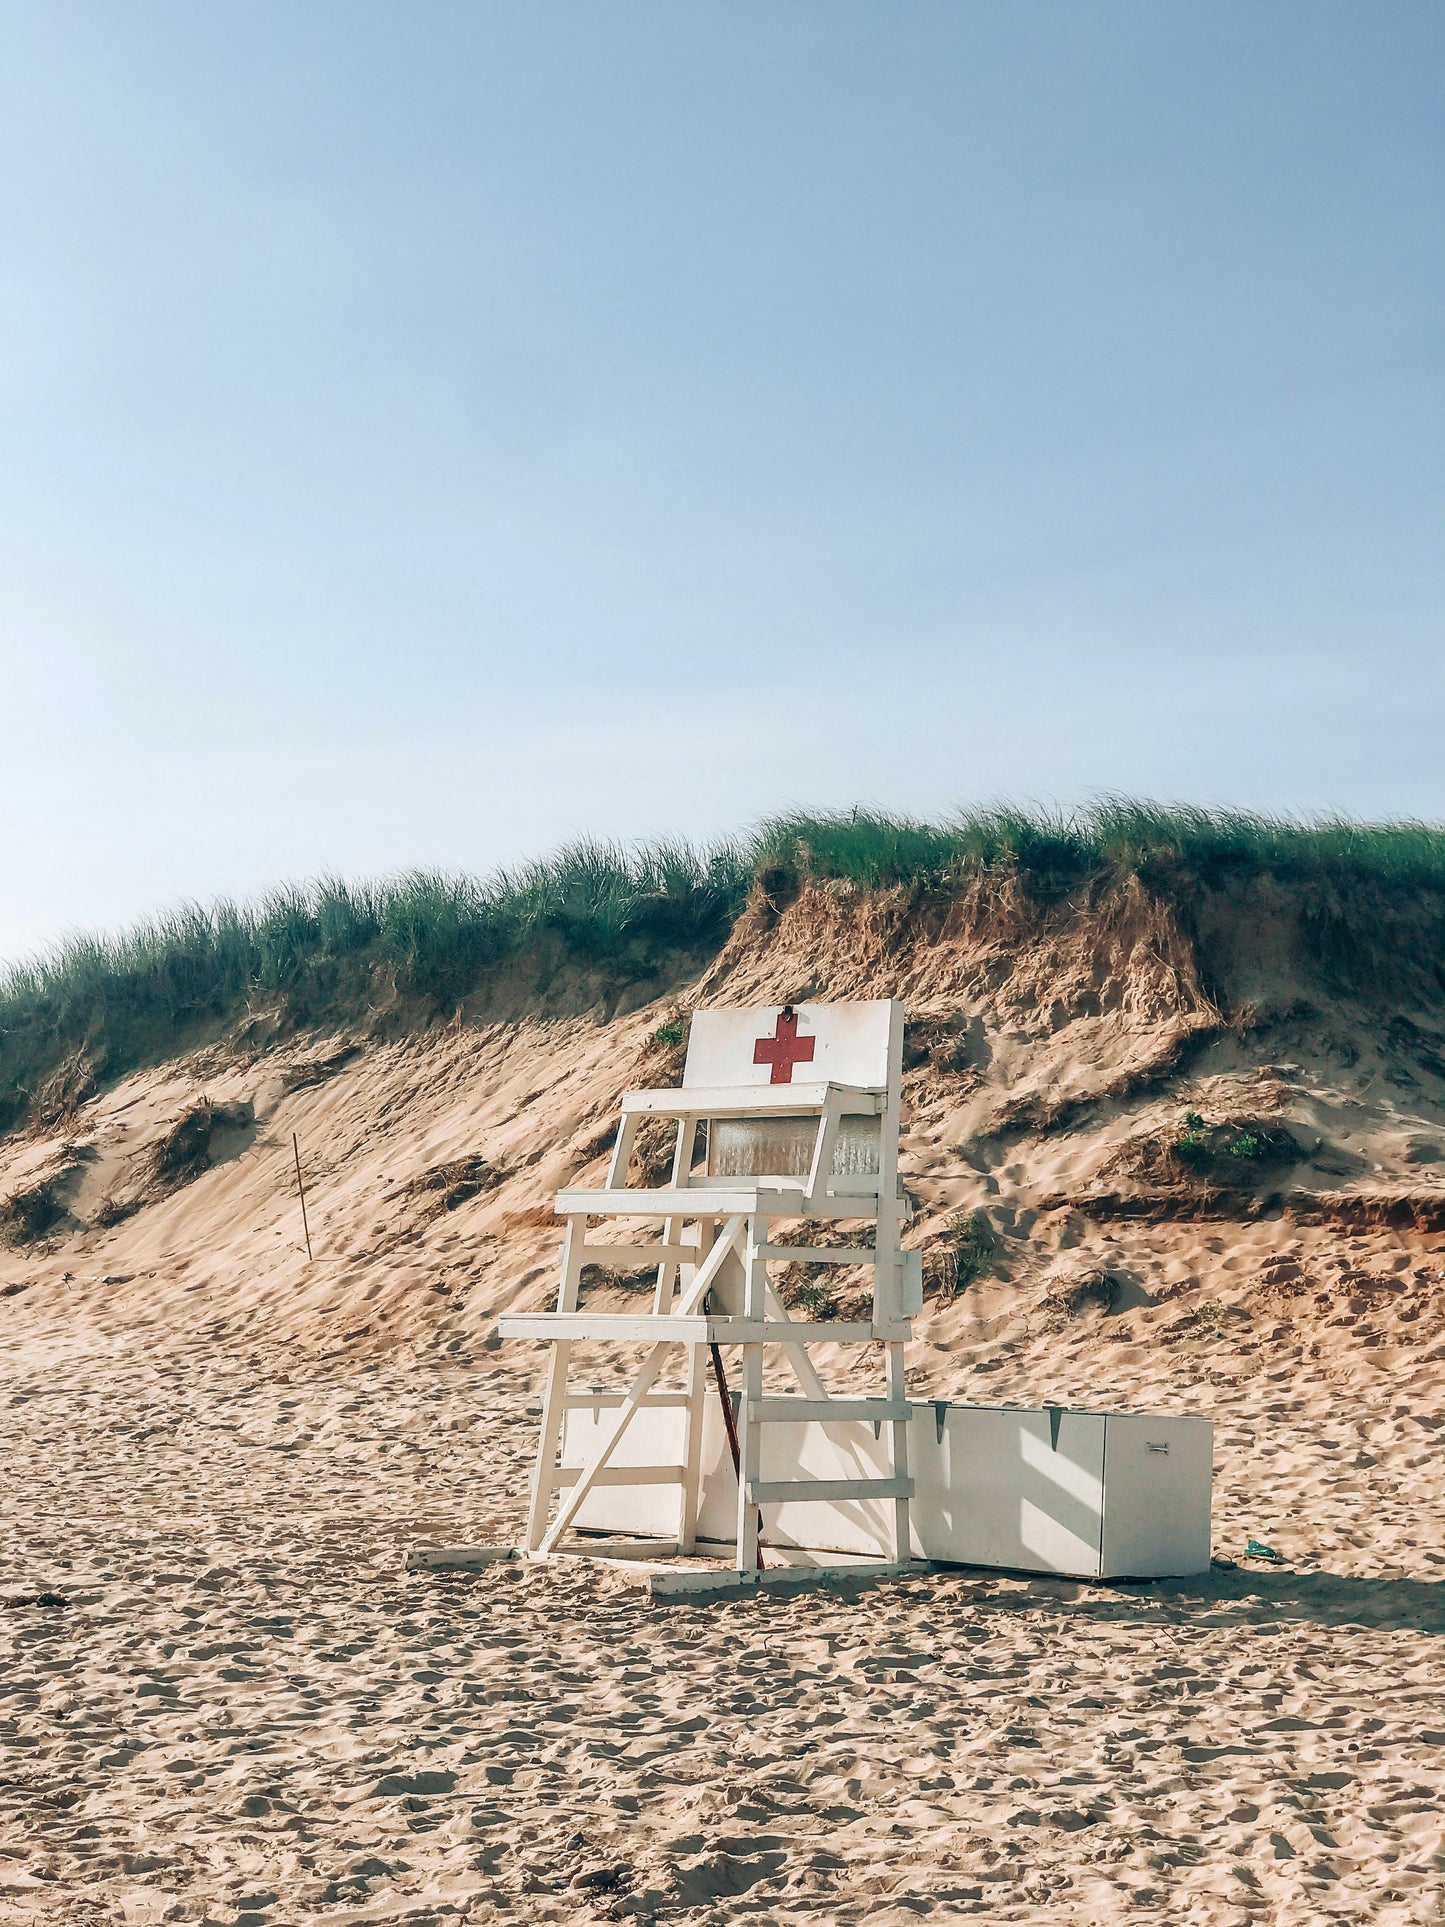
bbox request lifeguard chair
[494,999,921,1586]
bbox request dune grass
[4,801,1445,1132]
[755,799,1445,890]
[0,840,750,1131]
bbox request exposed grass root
[392,1157,508,1220]
[1283,1191,1445,1234]
[1038,1190,1279,1223]
[147,1101,254,1196]
[0,1179,66,1247]
[1039,1186,1445,1231]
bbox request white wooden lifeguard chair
[496,999,922,1587]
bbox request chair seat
[553,1183,807,1218]
[619,1081,883,1118]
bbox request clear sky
[2,2,1441,965]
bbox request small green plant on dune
[924,1210,998,1301]
[1184,1301,1225,1334]
[652,1017,686,1048]
[794,1280,839,1321]
[952,1212,997,1288]
[1172,1112,1279,1178]
[1175,1111,1210,1163]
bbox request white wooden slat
[620,1083,882,1117]
[679,1333,709,1557]
[552,1464,685,1488]
[579,1244,696,1267]
[758,1245,876,1264]
[553,1185,806,1217]
[501,1315,712,1343]
[651,1121,692,1314]
[804,1091,842,1207]
[711,1319,876,1344]
[501,1313,878,1344]
[753,1399,912,1423]
[749,1476,915,1504]
[561,1391,692,1410]
[735,1214,767,1575]
[605,1113,642,1189]
[886,1337,911,1566]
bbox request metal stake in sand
[292,1132,314,1263]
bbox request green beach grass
[4,801,1445,1132]
[754,799,1445,891]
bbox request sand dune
[2,878,1443,1920]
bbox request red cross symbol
[753,1007,816,1084]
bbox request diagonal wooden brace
[536,1215,745,1554]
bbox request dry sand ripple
[2,1357,1443,1926]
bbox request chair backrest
[683,1000,896,1092]
[683,1001,902,1194]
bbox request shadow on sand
[1082,1565,1445,1635]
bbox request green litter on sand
[1246,1538,1283,1562]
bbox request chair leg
[679,1342,708,1554]
[735,1341,763,1576]
[886,1340,911,1566]
[734,1215,767,1577]
[525,1339,571,1552]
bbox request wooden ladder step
[553,1464,686,1488]
[753,1398,912,1423]
[748,1476,915,1504]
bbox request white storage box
[561,1398,1212,1580]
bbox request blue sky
[2,2,1441,963]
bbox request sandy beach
[3,1291,1442,1925]
[3,882,1444,1923]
